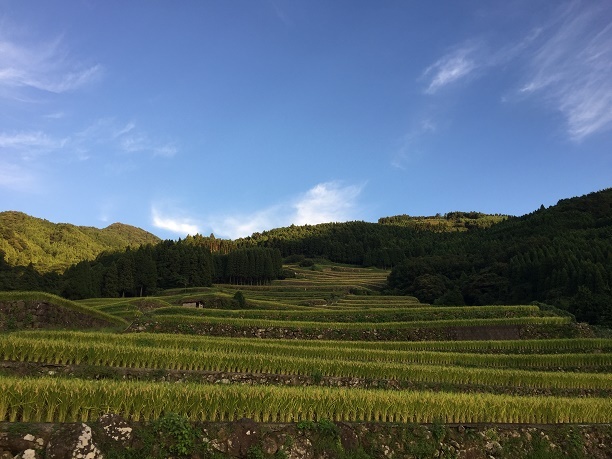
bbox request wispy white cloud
[112,122,136,139]
[422,45,480,94]
[74,118,179,160]
[151,207,200,235]
[0,161,36,192]
[120,133,149,153]
[0,130,68,192]
[423,2,612,140]
[0,131,68,161]
[43,111,65,120]
[421,28,543,95]
[268,0,293,26]
[207,181,365,239]
[153,145,178,158]
[0,131,63,150]
[0,33,102,96]
[391,118,436,169]
[119,133,178,158]
[0,118,177,172]
[518,2,612,140]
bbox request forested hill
[1,189,610,326]
[0,211,160,273]
[234,213,506,268]
[226,188,611,326]
[387,188,612,326]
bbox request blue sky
[1,1,611,240]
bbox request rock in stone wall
[0,417,611,459]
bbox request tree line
[0,241,282,300]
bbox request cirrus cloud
[0,34,102,96]
[422,45,480,94]
[422,1,612,141]
[518,2,612,141]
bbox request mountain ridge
[0,211,160,273]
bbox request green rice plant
[149,305,546,323]
[136,313,571,330]
[0,377,610,424]
[1,335,611,391]
[14,330,612,356]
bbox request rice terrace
[0,226,611,458]
[0,190,611,457]
[3,0,612,456]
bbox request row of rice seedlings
[184,298,313,311]
[234,291,344,298]
[113,334,612,366]
[2,336,611,390]
[288,281,385,290]
[261,299,426,309]
[97,303,140,314]
[246,336,612,355]
[77,298,130,307]
[139,314,571,330]
[334,304,424,309]
[138,340,612,371]
[340,295,420,302]
[10,332,612,371]
[309,273,387,282]
[220,293,339,306]
[5,333,612,371]
[148,305,546,323]
[238,299,328,311]
[290,268,387,277]
[81,297,174,311]
[239,290,341,297]
[0,376,610,424]
[112,310,143,320]
[217,283,349,292]
[17,330,612,355]
[160,287,217,296]
[263,292,420,304]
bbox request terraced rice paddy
[0,264,610,424]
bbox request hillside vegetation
[231,189,612,326]
[1,188,611,327]
[0,211,160,272]
[387,188,612,326]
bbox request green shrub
[154,413,196,457]
[311,369,324,384]
[246,445,265,459]
[233,291,246,308]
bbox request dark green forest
[0,189,610,326]
[385,190,612,326]
[0,242,283,300]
